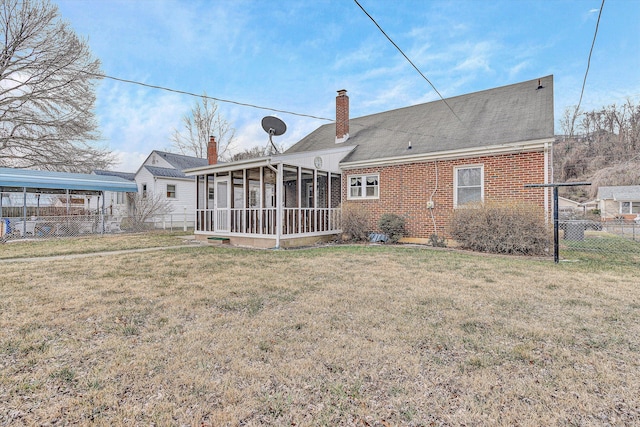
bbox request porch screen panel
[331,173,341,208]
[263,167,277,234]
[247,168,261,208]
[301,169,313,208]
[317,171,328,208]
[232,171,244,209]
[283,167,298,208]
[263,168,276,208]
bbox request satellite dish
[261,116,287,154]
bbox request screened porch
[190,157,343,246]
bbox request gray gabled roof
[144,165,195,179]
[597,185,640,201]
[93,170,136,181]
[153,151,208,171]
[286,76,554,163]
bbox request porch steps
[207,236,231,245]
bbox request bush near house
[340,203,371,242]
[449,202,550,255]
[377,213,406,243]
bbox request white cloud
[112,150,148,173]
[96,81,190,167]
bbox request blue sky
[55,0,640,172]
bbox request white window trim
[347,173,380,200]
[453,164,484,208]
[166,184,177,199]
[620,201,640,214]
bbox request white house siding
[154,177,198,218]
[144,152,174,169]
[135,168,155,198]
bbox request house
[558,196,582,216]
[185,76,554,248]
[596,185,640,220]
[96,151,208,223]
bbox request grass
[560,231,640,265]
[0,230,192,259]
[1,234,640,425]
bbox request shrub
[429,233,447,247]
[378,213,406,243]
[449,202,550,256]
[340,203,370,242]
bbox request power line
[575,0,605,114]
[353,0,462,124]
[84,71,470,142]
[83,72,333,122]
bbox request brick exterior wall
[342,151,549,238]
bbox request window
[116,192,126,204]
[141,183,147,198]
[454,165,483,207]
[620,201,640,214]
[348,174,379,200]
[166,184,176,199]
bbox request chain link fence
[558,216,640,261]
[1,213,193,242]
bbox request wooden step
[207,236,230,245]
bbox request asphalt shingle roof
[597,185,640,200]
[144,166,193,179]
[93,170,136,181]
[154,151,208,172]
[285,76,554,163]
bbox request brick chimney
[335,89,349,143]
[207,135,217,165]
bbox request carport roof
[0,167,138,193]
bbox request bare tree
[126,192,172,229]
[230,143,285,161]
[171,93,236,161]
[555,100,640,199]
[0,0,114,172]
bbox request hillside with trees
[554,100,640,201]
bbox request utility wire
[83,72,333,122]
[85,71,468,142]
[575,0,605,115]
[353,0,462,124]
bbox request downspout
[429,161,439,236]
[544,141,551,224]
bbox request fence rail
[1,213,194,241]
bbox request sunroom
[184,147,352,248]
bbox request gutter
[339,138,555,170]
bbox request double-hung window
[454,165,483,207]
[348,174,379,199]
[166,184,176,199]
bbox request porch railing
[195,207,341,236]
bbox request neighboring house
[596,185,640,220]
[185,76,554,248]
[97,151,208,221]
[93,170,136,215]
[558,196,581,216]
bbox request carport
[0,167,137,238]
